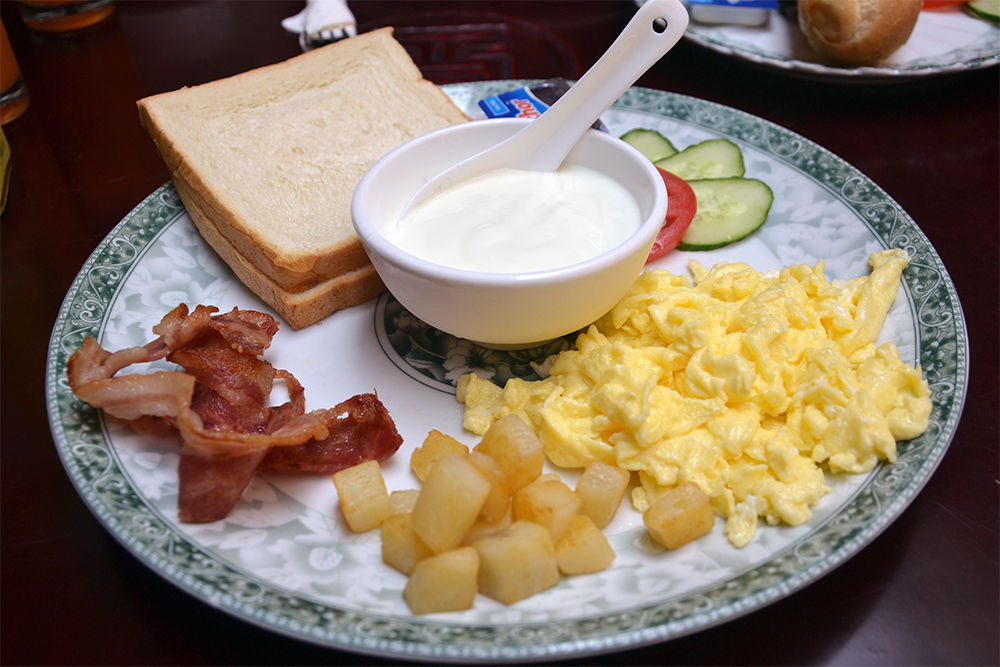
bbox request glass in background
[1,19,30,125]
[1,127,10,213]
[16,0,114,33]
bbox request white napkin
[282,0,357,49]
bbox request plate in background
[682,4,1000,81]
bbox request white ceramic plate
[682,4,1000,81]
[46,82,968,662]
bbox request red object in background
[16,0,114,32]
[922,0,967,7]
[0,18,30,124]
[646,168,697,262]
[360,11,580,83]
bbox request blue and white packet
[687,0,779,26]
[478,78,608,132]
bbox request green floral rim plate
[45,83,968,662]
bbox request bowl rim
[352,118,668,288]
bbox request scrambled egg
[457,250,932,547]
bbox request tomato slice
[922,0,966,7]
[646,168,697,263]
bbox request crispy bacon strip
[67,304,403,523]
[260,393,404,473]
[177,446,273,523]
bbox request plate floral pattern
[682,5,1000,81]
[45,82,967,662]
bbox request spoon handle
[517,0,689,171]
[395,0,688,223]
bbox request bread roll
[797,0,922,67]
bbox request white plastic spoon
[395,0,689,226]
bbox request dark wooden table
[2,2,997,665]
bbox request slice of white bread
[174,175,385,330]
[137,27,469,320]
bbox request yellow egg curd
[457,250,932,547]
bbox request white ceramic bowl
[352,118,668,348]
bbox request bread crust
[137,27,469,294]
[797,0,922,67]
[171,172,370,293]
[175,178,386,330]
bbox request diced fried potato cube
[403,546,480,615]
[575,462,631,529]
[512,478,581,543]
[643,482,715,550]
[534,473,562,484]
[461,505,513,546]
[389,489,421,516]
[381,512,434,575]
[555,514,615,575]
[474,520,560,605]
[410,430,469,482]
[467,450,510,523]
[413,453,491,553]
[474,414,544,493]
[332,460,391,533]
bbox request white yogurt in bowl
[352,118,667,348]
[388,166,642,274]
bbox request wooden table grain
[2,2,997,664]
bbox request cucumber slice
[967,0,999,22]
[620,128,678,162]
[654,138,745,181]
[678,177,773,251]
